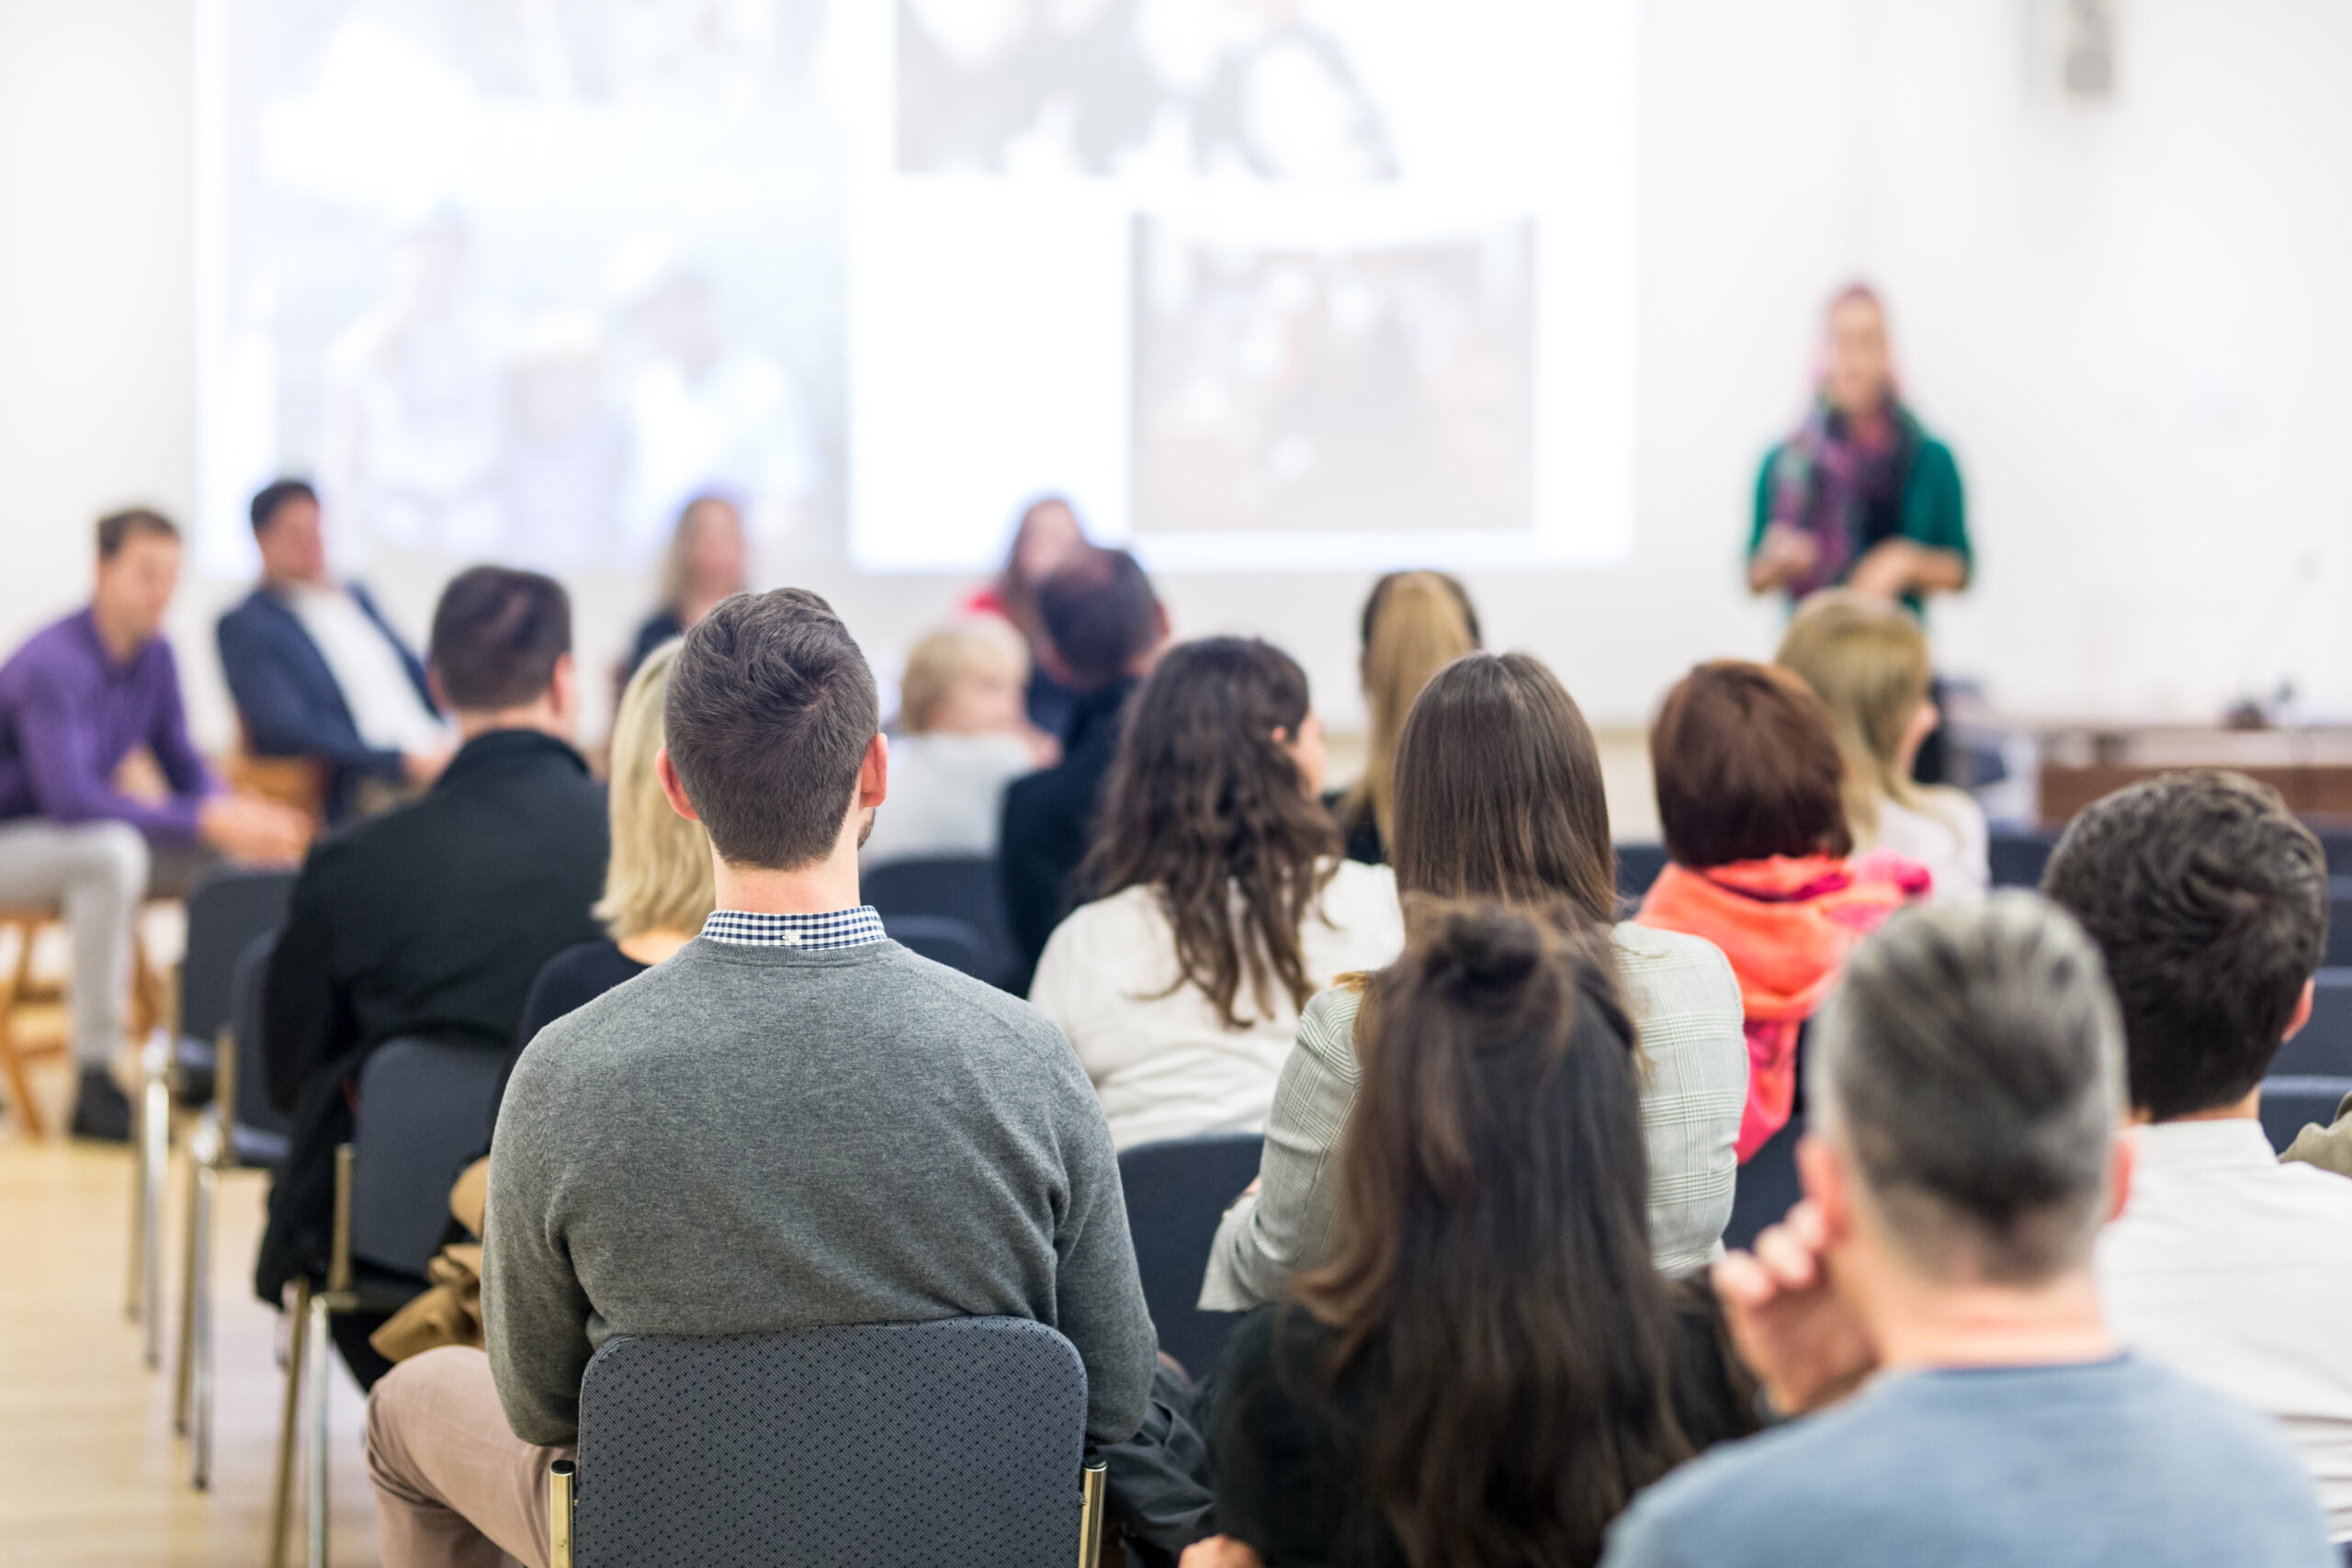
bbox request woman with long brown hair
[1027,637,1404,1149]
[1329,570,1481,864]
[1190,904,1758,1568]
[1202,651,1747,1305]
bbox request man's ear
[2283,976,2317,1043]
[547,652,579,721]
[656,747,701,822]
[2106,1129,2136,1224]
[859,731,889,809]
[426,665,448,714]
[1797,1131,1850,1245]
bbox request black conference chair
[2272,971,2352,1078]
[1986,829,2062,890]
[275,1036,507,1568]
[1724,1115,1806,1255]
[2258,1076,2352,1155]
[1116,1132,1263,1379]
[865,855,1019,990]
[548,1320,1105,1568]
[1616,843,1668,910]
[2326,877,2352,969]
[883,913,995,982]
[176,929,294,1488]
[172,865,298,1101]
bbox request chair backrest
[1986,829,2061,890]
[350,1037,509,1277]
[864,855,1017,988]
[180,866,297,1047]
[573,1318,1089,1568]
[1615,843,1668,911]
[2327,877,2352,969]
[1116,1132,1264,1378]
[1724,1113,1807,1254]
[883,914,992,979]
[2273,970,2352,1078]
[2259,1076,2352,1155]
[227,930,290,1164]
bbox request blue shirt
[0,609,214,841]
[1601,1355,2335,1568]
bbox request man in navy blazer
[217,479,451,819]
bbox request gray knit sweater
[483,937,1158,1446]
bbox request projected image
[1132,218,1534,536]
[896,0,1397,179]
[201,0,842,577]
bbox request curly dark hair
[1080,637,1343,1029]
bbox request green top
[1748,434,1970,613]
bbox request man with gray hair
[1602,895,2333,1568]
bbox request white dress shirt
[286,585,446,754]
[2098,1116,2352,1540]
[1028,859,1405,1151]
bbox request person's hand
[1847,538,1920,600]
[1180,1536,1265,1568]
[1750,524,1822,592]
[198,793,310,867]
[402,742,456,787]
[1711,1199,1876,1417]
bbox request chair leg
[306,1290,333,1568]
[174,1134,201,1432]
[548,1460,576,1568]
[188,1157,218,1489]
[138,1040,170,1368]
[1078,1457,1106,1568]
[269,1280,310,1568]
[0,916,46,1139]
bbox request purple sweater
[0,609,216,842]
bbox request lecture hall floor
[0,1074,381,1565]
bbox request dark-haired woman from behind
[1185,904,1758,1568]
[1028,637,1404,1150]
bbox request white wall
[1,0,2346,767]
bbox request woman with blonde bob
[1330,571,1481,864]
[1774,591,1987,899]
[862,620,1051,864]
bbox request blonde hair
[1343,572,1480,847]
[1774,591,1936,847]
[594,639,718,941]
[896,621,1028,736]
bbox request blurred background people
[862,620,1050,866]
[1636,661,1926,1162]
[0,509,307,1138]
[1029,637,1402,1148]
[622,493,749,684]
[1776,592,1988,900]
[1328,570,1481,865]
[1747,285,1968,614]
[966,495,1092,740]
[217,478,450,821]
[999,547,1170,985]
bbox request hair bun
[1424,905,1545,998]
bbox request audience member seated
[1775,591,1987,899]
[1204,651,1747,1307]
[1601,897,2335,1567]
[256,568,608,1386]
[1000,547,1170,987]
[2042,771,2352,1540]
[0,508,307,1139]
[966,493,1092,740]
[1188,905,1759,1568]
[861,620,1050,865]
[1328,570,1480,866]
[1635,660,1925,1161]
[217,478,451,821]
[363,589,1154,1568]
[495,638,716,1125]
[1029,637,1403,1149]
[619,493,747,684]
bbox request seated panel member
[0,508,306,1138]
[218,479,450,818]
[255,567,607,1383]
[364,589,1154,1568]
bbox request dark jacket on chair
[998,678,1137,992]
[254,728,607,1307]
[217,583,436,820]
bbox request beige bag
[368,1156,494,1363]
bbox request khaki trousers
[365,1347,574,1568]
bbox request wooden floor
[0,1053,380,1566]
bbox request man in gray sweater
[364,588,1157,1568]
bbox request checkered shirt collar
[698,907,888,951]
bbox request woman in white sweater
[1028,637,1403,1149]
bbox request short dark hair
[2042,771,2327,1120]
[96,508,179,559]
[663,589,879,869]
[250,479,319,535]
[1651,660,1850,869]
[428,566,571,712]
[1037,548,1160,690]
